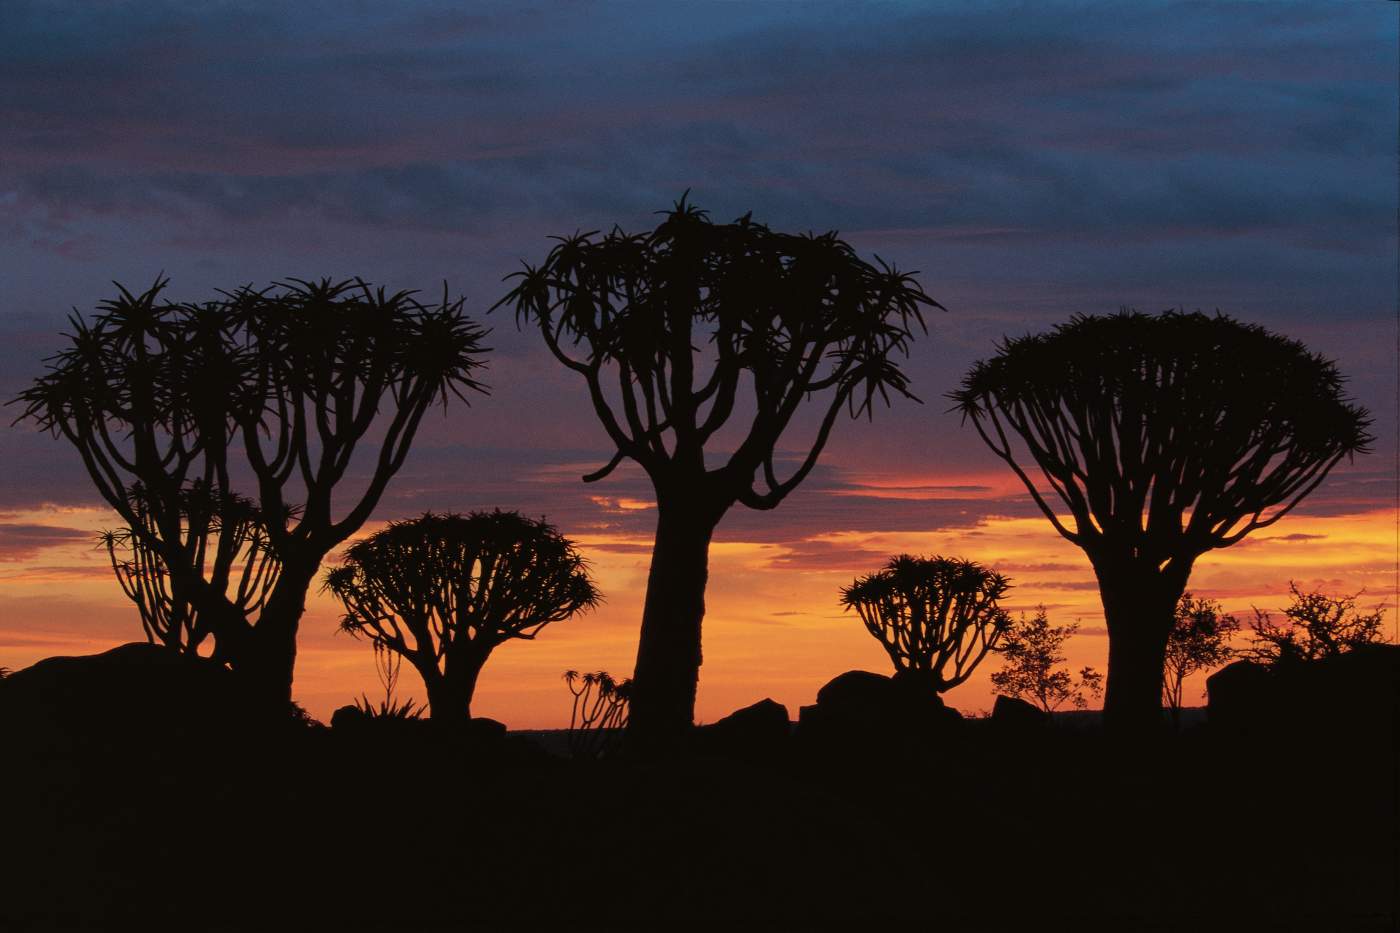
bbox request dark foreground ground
[1,706,1394,932]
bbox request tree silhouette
[495,196,937,747]
[840,555,1011,691]
[952,310,1371,735]
[325,511,600,720]
[991,607,1103,713]
[98,482,283,660]
[1246,582,1386,666]
[15,278,488,706]
[1162,593,1239,728]
[564,670,632,759]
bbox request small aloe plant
[564,670,631,759]
[353,644,424,720]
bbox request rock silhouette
[1,642,258,757]
[991,694,1049,731]
[695,697,790,759]
[1208,644,1399,751]
[799,669,962,753]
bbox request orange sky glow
[3,476,1393,728]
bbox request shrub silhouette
[98,482,283,660]
[840,555,1011,691]
[952,310,1371,735]
[326,511,600,721]
[564,670,631,760]
[14,277,488,706]
[1246,582,1387,666]
[496,195,938,748]
[1162,593,1239,727]
[991,607,1103,713]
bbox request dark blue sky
[2,0,1395,530]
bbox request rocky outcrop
[695,698,790,758]
[1208,645,1399,750]
[991,694,1049,731]
[797,669,962,753]
[0,642,259,760]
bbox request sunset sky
[1,1,1395,726]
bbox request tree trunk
[235,559,317,711]
[627,495,721,752]
[1095,561,1186,737]
[427,655,484,721]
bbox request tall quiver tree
[15,278,489,707]
[325,511,600,720]
[841,555,1011,691]
[952,310,1371,735]
[496,197,937,748]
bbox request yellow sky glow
[0,501,1393,727]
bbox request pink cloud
[0,523,92,561]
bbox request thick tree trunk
[234,560,317,711]
[1095,561,1186,737]
[627,495,721,752]
[426,656,483,721]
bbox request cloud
[1235,531,1331,548]
[0,563,110,582]
[0,0,1393,594]
[1,0,1393,257]
[0,523,92,561]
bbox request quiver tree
[564,670,632,759]
[495,196,938,747]
[325,511,600,720]
[840,555,1011,691]
[1162,593,1239,726]
[15,277,489,706]
[952,310,1371,735]
[99,482,283,660]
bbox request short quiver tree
[952,310,1371,735]
[563,670,632,760]
[15,277,489,705]
[99,482,282,661]
[840,555,1011,691]
[496,195,937,747]
[325,511,600,720]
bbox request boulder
[461,716,508,742]
[1301,644,1398,729]
[1208,646,1399,746]
[696,698,790,758]
[330,703,368,731]
[991,694,1048,731]
[1206,659,1274,732]
[816,670,898,714]
[799,669,960,752]
[0,642,256,760]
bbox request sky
[1,0,1396,726]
